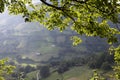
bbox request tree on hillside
[39,66,50,78]
[0,0,120,79]
[24,65,36,73]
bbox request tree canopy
[0,0,120,45]
[0,0,120,79]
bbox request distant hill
[0,11,109,61]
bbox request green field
[25,66,93,80]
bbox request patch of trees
[57,62,70,74]
[37,56,87,79]
[85,37,109,53]
[50,61,60,68]
[50,58,85,68]
[49,52,114,75]
[11,65,36,79]
[49,57,87,74]
[39,66,50,78]
[87,52,114,71]
[11,72,25,80]
[37,52,114,79]
[10,52,115,79]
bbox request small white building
[36,52,41,56]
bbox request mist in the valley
[0,10,109,63]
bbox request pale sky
[32,0,40,4]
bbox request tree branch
[40,0,76,23]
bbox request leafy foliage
[0,58,15,80]
[0,0,120,44]
[109,46,120,79]
[90,70,105,80]
[71,36,82,46]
